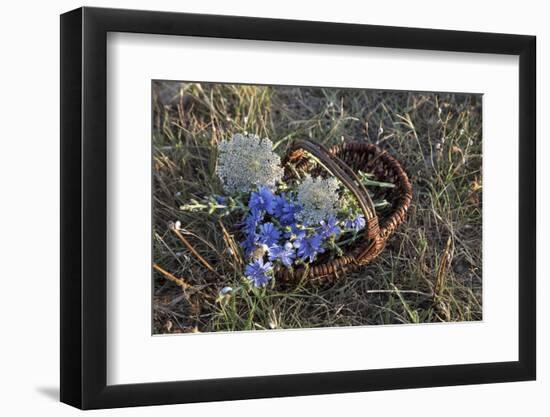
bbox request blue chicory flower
[249,186,275,214]
[344,214,366,232]
[241,232,259,257]
[268,242,296,267]
[273,193,301,225]
[258,222,281,247]
[284,224,307,244]
[296,233,325,263]
[241,209,264,234]
[245,258,273,287]
[319,215,341,238]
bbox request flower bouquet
[181,133,412,286]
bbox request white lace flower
[296,174,340,225]
[216,133,284,193]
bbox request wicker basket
[280,139,413,282]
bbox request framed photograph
[60,6,536,409]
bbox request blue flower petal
[249,186,275,214]
[268,241,296,267]
[297,233,325,263]
[344,214,366,232]
[319,215,341,238]
[258,222,281,247]
[245,258,273,287]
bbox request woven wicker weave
[280,139,413,282]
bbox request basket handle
[287,139,384,260]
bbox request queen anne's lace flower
[296,175,340,225]
[216,133,284,193]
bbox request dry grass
[152,81,482,334]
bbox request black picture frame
[60,6,536,410]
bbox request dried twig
[153,263,191,290]
[170,224,220,276]
[365,289,432,297]
[218,220,243,268]
[434,237,453,299]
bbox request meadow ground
[152,81,482,334]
